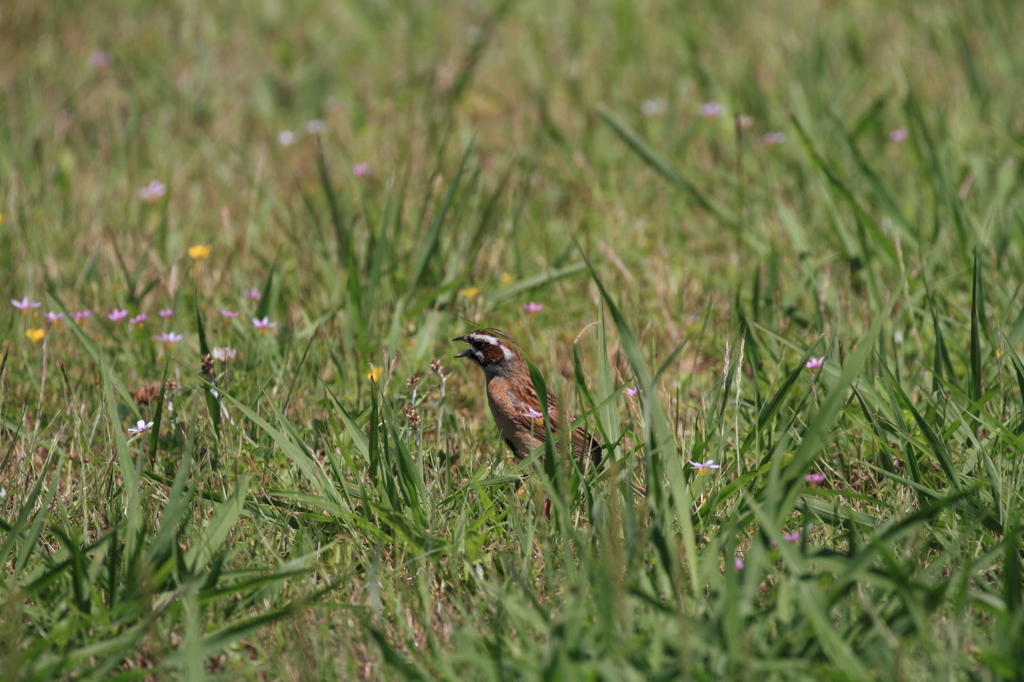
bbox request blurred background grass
[3,0,1024,679]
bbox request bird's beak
[452,336,474,359]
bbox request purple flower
[12,297,42,315]
[129,313,148,325]
[44,311,64,325]
[220,310,240,319]
[805,356,824,371]
[138,180,167,202]
[245,287,262,301]
[699,101,723,118]
[522,301,544,313]
[89,50,112,69]
[688,459,721,476]
[761,132,786,146]
[734,556,744,571]
[252,316,277,334]
[623,387,639,397]
[307,120,325,134]
[70,310,93,322]
[352,162,371,178]
[108,308,129,322]
[889,127,908,143]
[278,130,296,146]
[522,406,544,421]
[153,331,184,349]
[158,308,174,318]
[805,472,827,487]
[128,419,154,436]
[782,530,801,543]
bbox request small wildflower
[187,244,211,259]
[25,329,45,343]
[734,556,744,571]
[522,301,544,314]
[70,310,93,322]
[699,101,723,118]
[211,347,237,362]
[153,331,183,349]
[201,353,214,375]
[129,313,148,325]
[352,162,371,178]
[522,406,544,424]
[44,311,64,326]
[459,287,481,299]
[762,132,786,146]
[805,472,827,487]
[89,50,112,68]
[782,530,802,543]
[430,359,446,378]
[889,127,908,143]
[252,316,276,334]
[404,405,422,427]
[367,366,383,382]
[307,119,324,134]
[108,308,129,322]
[220,309,240,319]
[406,374,421,389]
[158,308,174,318]
[128,419,154,435]
[138,180,167,202]
[737,114,755,128]
[278,130,296,146]
[688,459,721,476]
[641,98,666,117]
[623,387,639,397]
[245,287,262,301]
[499,272,516,285]
[12,297,42,315]
[805,356,824,371]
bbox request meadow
[2,0,1024,679]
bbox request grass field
[3,0,1024,679]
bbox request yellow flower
[187,244,212,259]
[25,329,45,343]
[0,212,4,226]
[459,287,481,299]
[367,366,383,382]
[499,272,516,285]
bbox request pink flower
[522,301,544,313]
[44,311,64,325]
[138,180,167,202]
[70,310,93,321]
[761,132,786,146]
[623,387,639,397]
[889,127,908,143]
[12,297,42,315]
[782,530,801,543]
[734,556,744,571]
[805,356,824,370]
[252,316,277,334]
[212,347,237,362]
[805,472,826,487]
[699,101,723,118]
[352,162,371,178]
[688,459,721,476]
[522,406,543,421]
[153,331,184,349]
[89,50,112,69]
[245,287,262,301]
[220,310,240,319]
[129,313,148,325]
[108,308,129,322]
[128,419,154,435]
[158,308,174,318]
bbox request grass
[3,0,1024,679]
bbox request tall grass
[3,0,1024,678]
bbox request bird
[453,328,602,465]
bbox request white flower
[128,420,154,435]
[211,347,237,362]
[641,98,666,117]
[278,130,296,146]
[307,120,324,134]
[137,180,167,202]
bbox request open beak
[452,336,474,358]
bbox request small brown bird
[453,328,601,465]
